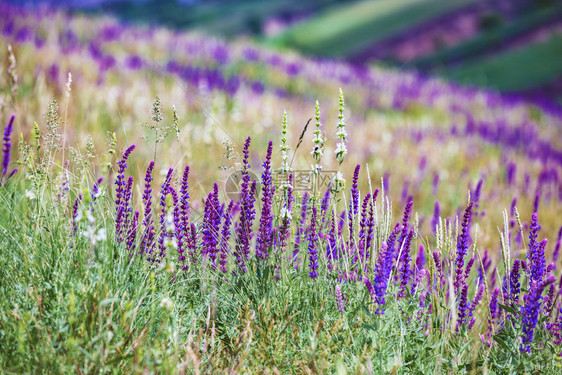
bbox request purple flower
[72,194,83,236]
[157,168,174,261]
[2,114,17,185]
[510,259,521,305]
[454,202,473,294]
[398,230,414,298]
[141,162,156,257]
[308,207,319,279]
[256,141,274,261]
[416,245,426,271]
[203,183,221,267]
[371,223,401,312]
[234,137,256,274]
[293,192,309,265]
[457,284,469,330]
[347,164,361,251]
[527,213,546,285]
[114,145,135,234]
[219,201,234,274]
[357,192,372,263]
[127,211,139,257]
[431,201,440,235]
[335,284,345,314]
[520,276,557,352]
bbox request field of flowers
[1,2,562,373]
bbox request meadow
[1,2,562,373]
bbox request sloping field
[445,32,562,92]
[270,0,480,57]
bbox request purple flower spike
[203,183,221,267]
[347,164,361,253]
[335,284,345,314]
[141,162,156,258]
[431,201,440,235]
[510,259,521,305]
[293,192,309,265]
[219,201,234,274]
[308,206,319,279]
[2,114,17,184]
[72,194,83,235]
[454,202,473,294]
[398,230,414,298]
[234,137,256,274]
[114,144,135,216]
[521,276,557,352]
[127,210,139,257]
[256,141,274,261]
[157,168,174,261]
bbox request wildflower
[279,111,291,173]
[219,201,234,274]
[454,202,473,294]
[308,206,319,279]
[115,144,135,236]
[141,161,156,256]
[335,284,345,314]
[234,137,256,273]
[2,114,18,185]
[256,141,274,260]
[521,276,557,352]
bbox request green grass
[269,0,480,58]
[444,32,562,92]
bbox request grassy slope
[411,3,562,69]
[269,0,479,58]
[444,32,562,92]
[90,0,344,36]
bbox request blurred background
[5,0,562,104]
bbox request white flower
[160,297,174,312]
[333,171,346,184]
[336,129,347,139]
[25,190,36,200]
[95,228,107,242]
[335,143,347,156]
[280,206,292,220]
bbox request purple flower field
[1,1,562,373]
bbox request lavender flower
[372,223,401,312]
[293,192,309,265]
[510,259,521,305]
[457,284,469,330]
[117,176,133,243]
[308,207,319,279]
[398,230,414,298]
[454,202,473,294]
[431,201,440,235]
[126,210,139,257]
[256,141,273,260]
[2,114,17,184]
[234,137,256,273]
[72,194,82,235]
[347,165,361,252]
[335,284,345,314]
[141,162,156,257]
[179,165,190,254]
[520,276,557,352]
[219,201,234,274]
[114,144,135,214]
[157,168,174,261]
[203,183,221,267]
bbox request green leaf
[498,303,519,316]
